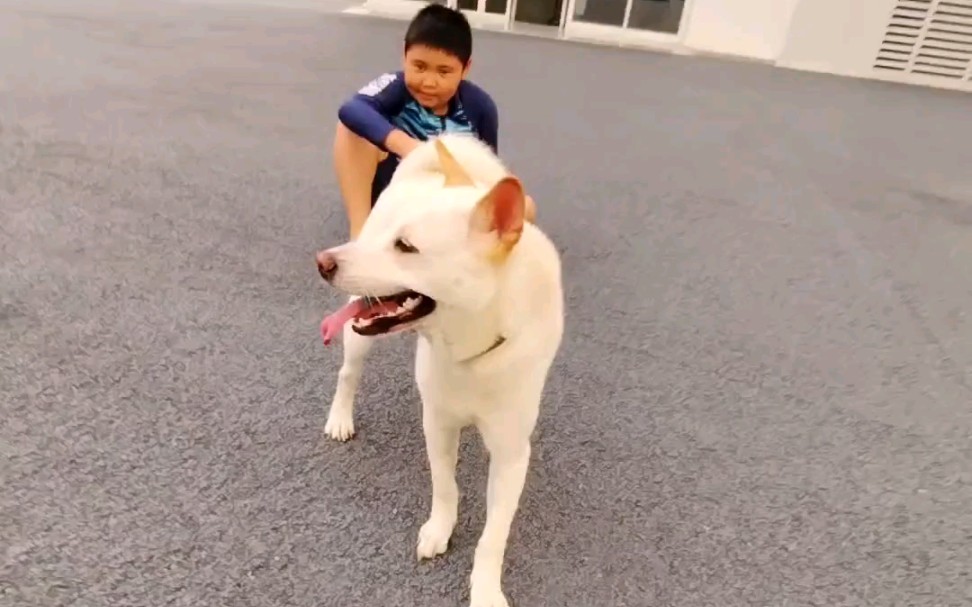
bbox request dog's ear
[470,176,525,254]
[435,139,475,187]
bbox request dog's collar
[458,335,506,363]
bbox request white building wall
[775,0,895,76]
[777,0,972,93]
[354,0,971,92]
[681,0,799,61]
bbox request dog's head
[316,139,527,338]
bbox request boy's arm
[479,98,498,153]
[461,83,538,220]
[337,72,419,157]
[461,81,499,153]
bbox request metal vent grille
[874,0,972,84]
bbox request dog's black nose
[316,250,338,282]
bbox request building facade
[351,0,972,92]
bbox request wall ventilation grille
[874,0,972,85]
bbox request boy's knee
[334,121,367,149]
[334,122,387,162]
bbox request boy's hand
[384,129,421,158]
[524,195,536,223]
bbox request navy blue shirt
[337,71,499,204]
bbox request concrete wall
[776,0,895,77]
[681,0,799,61]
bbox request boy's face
[402,44,469,113]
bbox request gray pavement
[3,1,972,606]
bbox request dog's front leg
[468,422,533,607]
[324,321,372,441]
[416,398,461,560]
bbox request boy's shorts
[370,151,399,207]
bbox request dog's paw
[324,407,355,442]
[416,516,454,560]
[468,585,509,607]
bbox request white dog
[315,134,564,607]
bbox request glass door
[456,0,509,14]
[452,0,511,28]
[626,0,685,33]
[566,0,691,43]
[505,0,569,30]
[570,0,626,27]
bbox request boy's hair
[404,3,473,66]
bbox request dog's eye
[394,238,419,254]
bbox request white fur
[320,133,564,607]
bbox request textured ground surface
[3,1,972,606]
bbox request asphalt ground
[2,1,972,605]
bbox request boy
[333,3,534,239]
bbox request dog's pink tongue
[320,298,366,345]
